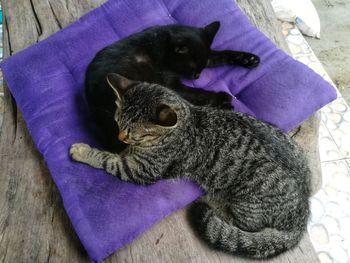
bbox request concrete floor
[302,2,350,261]
[307,0,350,104]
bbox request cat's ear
[156,104,177,127]
[203,21,220,43]
[106,73,134,102]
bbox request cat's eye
[174,46,189,54]
[156,104,177,127]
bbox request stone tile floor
[0,10,348,263]
[282,22,350,263]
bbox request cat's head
[164,21,220,79]
[106,73,188,147]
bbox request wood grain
[0,0,319,262]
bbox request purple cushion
[0,0,336,261]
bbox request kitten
[71,74,310,259]
[85,21,260,151]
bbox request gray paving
[307,0,350,104]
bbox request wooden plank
[0,0,319,262]
[108,206,318,263]
[237,0,290,53]
[0,2,105,262]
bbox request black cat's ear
[203,21,220,43]
[106,73,134,101]
[156,104,177,127]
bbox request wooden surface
[0,0,319,262]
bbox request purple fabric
[0,0,336,261]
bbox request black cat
[85,21,260,151]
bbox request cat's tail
[189,201,306,259]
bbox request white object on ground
[271,0,321,38]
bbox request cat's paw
[238,53,260,68]
[232,53,260,68]
[70,143,91,162]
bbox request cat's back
[85,23,198,85]
[194,108,308,174]
[84,26,165,117]
[187,107,310,206]
[86,27,162,85]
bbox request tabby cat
[85,21,260,151]
[71,74,310,259]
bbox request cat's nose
[118,130,128,142]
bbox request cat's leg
[189,197,265,233]
[189,198,300,258]
[172,83,233,110]
[70,143,159,184]
[207,50,260,68]
[70,143,113,169]
[188,198,240,249]
[163,74,233,109]
[228,203,266,232]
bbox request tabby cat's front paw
[70,143,91,162]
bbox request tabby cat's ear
[203,21,220,43]
[156,104,177,127]
[106,73,134,102]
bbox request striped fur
[70,80,310,259]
